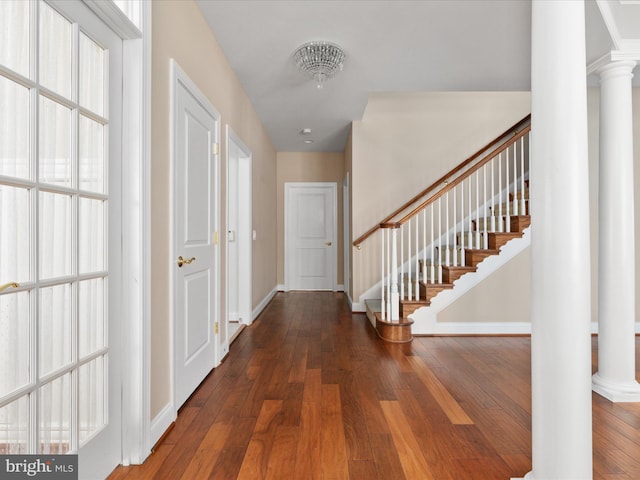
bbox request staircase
[354,116,532,342]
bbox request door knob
[0,282,19,293]
[177,256,196,267]
[324,241,332,246]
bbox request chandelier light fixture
[293,41,346,89]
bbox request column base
[511,471,533,480]
[592,373,640,402]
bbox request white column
[592,60,640,402]
[514,1,593,479]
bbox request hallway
[109,292,640,479]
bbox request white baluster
[521,136,527,215]
[460,181,466,266]
[415,216,419,300]
[505,146,511,232]
[513,140,519,216]
[390,227,400,321]
[430,203,435,284]
[386,228,391,320]
[483,164,488,248]
[468,177,473,251]
[438,197,443,283]
[475,170,480,249]
[452,186,457,266]
[498,152,503,232]
[400,226,404,301]
[445,192,450,266]
[381,228,386,320]
[491,157,496,232]
[407,220,412,301]
[422,209,427,284]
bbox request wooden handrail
[353,114,531,246]
[396,125,531,226]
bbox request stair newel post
[415,216,420,300]
[400,225,404,302]
[422,209,427,284]
[430,203,435,284]
[380,227,386,320]
[390,226,400,322]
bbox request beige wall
[151,0,277,419]
[351,92,531,302]
[276,152,345,286]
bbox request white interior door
[285,183,337,291]
[0,1,123,478]
[172,61,220,409]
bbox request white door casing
[225,126,252,342]
[171,60,220,410]
[285,183,337,291]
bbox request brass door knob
[324,241,332,246]
[0,282,19,293]
[177,256,196,267]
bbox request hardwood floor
[109,292,640,479]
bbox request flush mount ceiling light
[293,41,345,89]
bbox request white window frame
[82,0,151,465]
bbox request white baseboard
[252,287,277,321]
[150,403,176,448]
[413,321,532,336]
[277,284,285,291]
[336,284,344,292]
[276,284,345,292]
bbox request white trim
[252,287,278,321]
[351,300,366,312]
[119,1,151,465]
[149,403,176,449]
[83,0,142,39]
[76,0,151,466]
[596,0,623,49]
[426,322,531,336]
[225,126,253,333]
[336,284,344,292]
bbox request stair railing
[376,117,531,321]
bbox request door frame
[284,182,338,292]
[55,0,152,466]
[225,126,253,336]
[170,59,221,412]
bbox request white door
[172,61,220,409]
[0,1,122,478]
[285,183,337,291]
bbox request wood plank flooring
[109,292,640,479]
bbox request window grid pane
[0,0,30,78]
[0,291,31,399]
[79,33,105,117]
[0,395,30,454]
[38,373,71,454]
[0,185,31,285]
[39,284,73,376]
[0,76,30,179]
[39,2,72,99]
[39,96,72,188]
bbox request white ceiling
[196,0,638,152]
